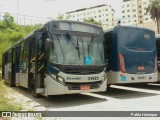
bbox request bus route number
[88,76,99,81]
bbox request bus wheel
[31,90,40,98]
[8,73,14,87]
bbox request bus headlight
[57,76,65,83]
[50,74,65,85]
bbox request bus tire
[31,90,40,98]
[8,72,15,87]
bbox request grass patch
[0,79,23,111]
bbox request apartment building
[121,0,153,25]
[64,4,115,30]
[121,0,158,33]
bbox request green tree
[3,12,14,27]
[146,0,160,34]
[83,18,102,27]
[0,13,41,65]
[56,13,64,19]
[56,13,71,20]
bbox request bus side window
[105,32,113,61]
[4,53,8,64]
[31,37,35,58]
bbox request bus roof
[46,19,102,29]
[3,20,103,52]
[104,25,155,33]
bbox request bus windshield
[49,33,104,65]
[120,27,155,50]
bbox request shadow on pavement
[96,85,159,99]
[118,83,160,91]
[9,86,107,109]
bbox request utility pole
[17,0,19,24]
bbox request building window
[144,13,147,15]
[99,10,101,12]
[105,9,108,11]
[139,16,142,18]
[139,21,142,23]
[122,16,125,18]
[127,4,129,7]
[123,0,130,2]
[127,10,130,12]
[128,15,130,17]
[139,11,142,13]
[146,18,148,20]
[106,19,108,21]
[132,4,135,7]
[122,11,125,13]
[139,6,141,8]
[144,7,147,10]
[133,9,136,12]
[95,16,97,18]
[99,15,101,17]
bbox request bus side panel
[4,63,11,81]
[19,73,28,88]
[108,27,119,72]
[2,54,5,79]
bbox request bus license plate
[138,76,146,79]
[80,85,90,90]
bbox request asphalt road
[4,83,160,120]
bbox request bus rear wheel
[8,72,15,87]
[31,90,41,98]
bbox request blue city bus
[104,25,157,86]
[2,20,107,97]
[156,34,160,82]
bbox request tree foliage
[56,13,71,20]
[146,0,160,34]
[0,13,41,65]
[83,18,102,27]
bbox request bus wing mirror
[45,38,52,49]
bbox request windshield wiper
[77,38,80,59]
[66,32,80,59]
[88,35,95,55]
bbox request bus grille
[63,69,102,75]
[66,81,101,90]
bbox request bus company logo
[2,112,12,117]
[138,66,145,70]
[120,74,126,81]
[67,77,81,80]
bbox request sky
[0,0,121,21]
